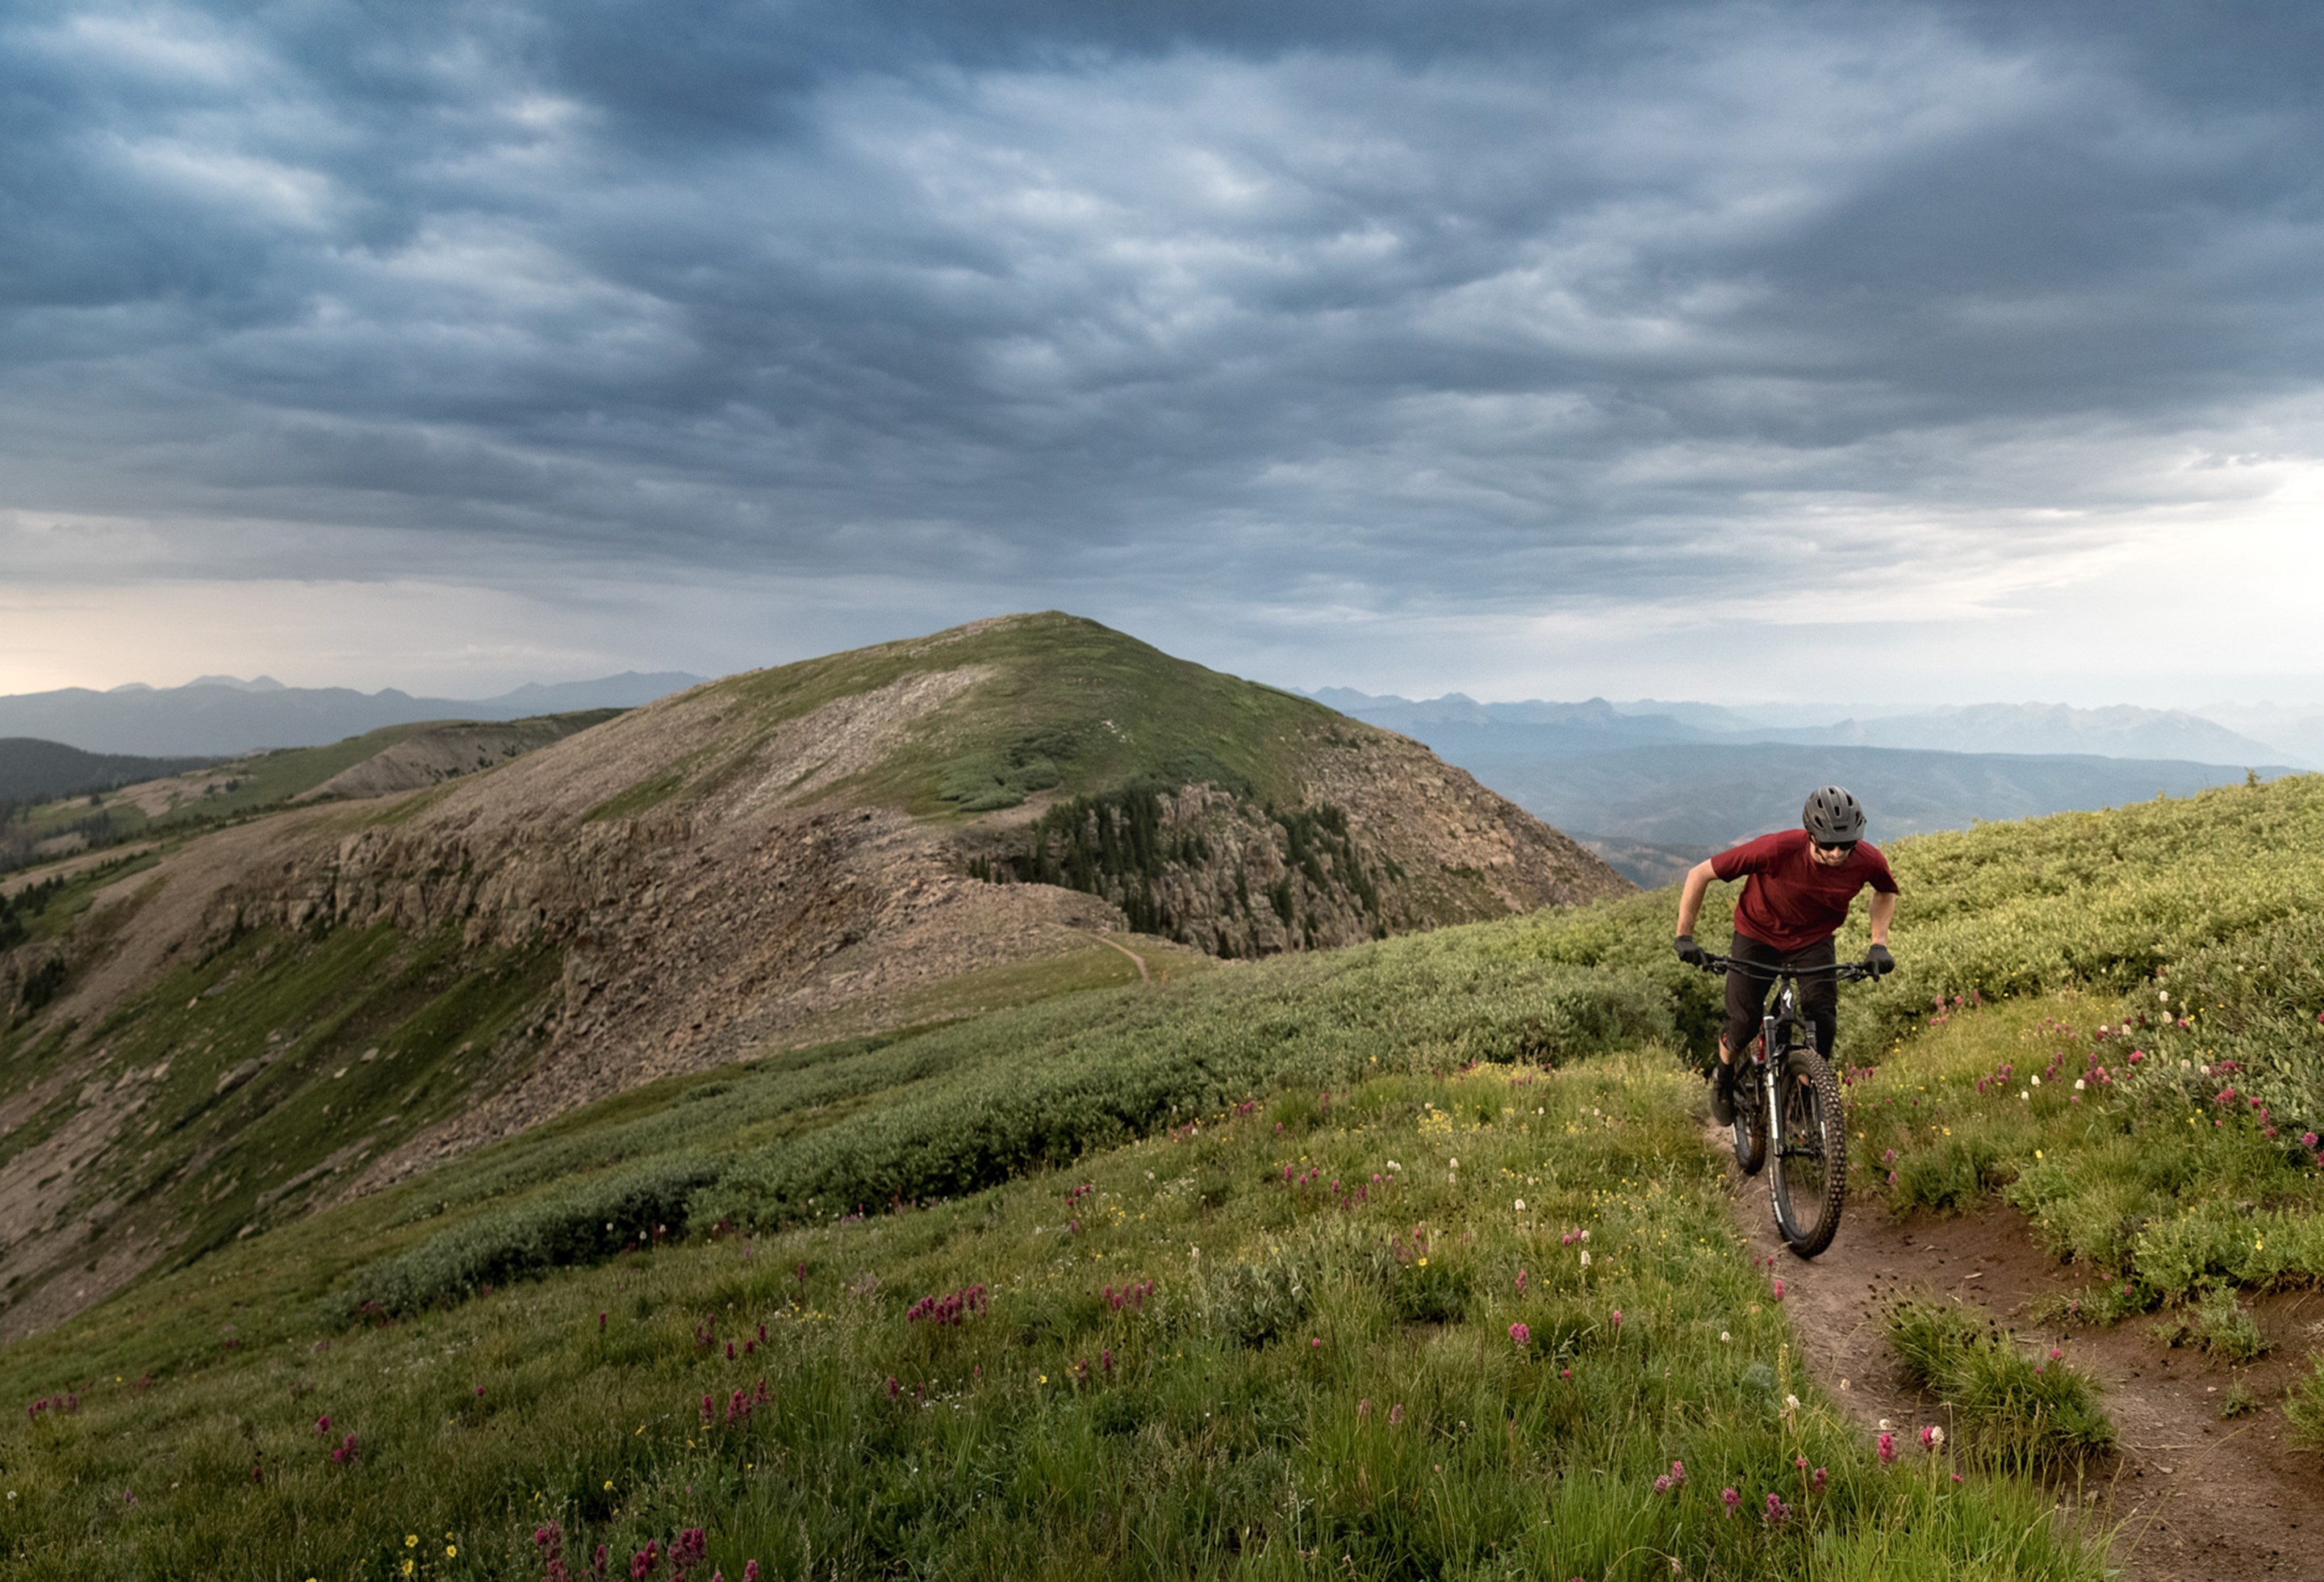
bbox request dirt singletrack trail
[1080,928,1151,984]
[1721,1153,2324,1580]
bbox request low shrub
[342,1153,722,1315]
[2152,1283,2268,1362]
[693,950,1671,1229]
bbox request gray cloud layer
[6,1,2323,648]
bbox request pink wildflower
[1720,1487,1741,1516]
[1764,1492,1791,1527]
[1770,1279,1785,1303]
[1388,1404,1405,1427]
[1877,1431,1896,1467]
[1509,1322,1531,1349]
[1811,1466,1828,1492]
[1515,1269,1528,1295]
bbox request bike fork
[1758,1014,1783,1183]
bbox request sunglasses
[1812,840,1858,856]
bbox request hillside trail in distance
[1078,927,1151,984]
[1717,1136,2324,1581]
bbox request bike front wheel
[1769,1047,1846,1257]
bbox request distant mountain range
[0,672,707,757]
[1314,689,2309,885]
[1313,689,2309,768]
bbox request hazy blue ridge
[0,672,705,757]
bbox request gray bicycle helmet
[1803,785,1866,843]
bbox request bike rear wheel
[1730,1059,1768,1177]
[1770,1046,1846,1256]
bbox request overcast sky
[5,0,2322,705]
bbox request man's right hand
[1674,935,1709,968]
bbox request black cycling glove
[1865,943,1895,977]
[1674,935,1710,968]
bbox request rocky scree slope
[0,613,1620,1334]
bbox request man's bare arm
[1675,859,1719,938]
[1867,889,1896,946]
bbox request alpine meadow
[0,614,2320,1577]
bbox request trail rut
[1723,1151,2324,1580]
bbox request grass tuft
[1886,1300,2116,1469]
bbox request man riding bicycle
[1672,786,1898,1124]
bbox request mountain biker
[1671,786,1897,1124]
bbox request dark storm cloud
[6,0,2324,624]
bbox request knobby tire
[1769,1046,1846,1258]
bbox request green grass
[0,923,562,1324]
[1883,1300,2114,1470]
[0,1056,2104,1581]
[2288,1355,2324,1454]
[2151,1283,2268,1362]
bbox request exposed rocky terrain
[292,714,616,801]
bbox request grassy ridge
[584,613,1352,822]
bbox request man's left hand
[1864,944,1895,977]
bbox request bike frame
[1710,955,1870,1227]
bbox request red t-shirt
[1711,828,1897,952]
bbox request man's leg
[1715,938,1779,1124]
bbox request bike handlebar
[1696,955,1876,982]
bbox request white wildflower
[1580,1249,1592,1268]
[2073,1078,2086,1091]
[1784,1394,1801,1412]
[2030,1074,2041,1086]
[1720,1332,1731,1343]
[1514,1199,1526,1212]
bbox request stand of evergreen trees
[968,787,1384,953]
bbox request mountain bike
[1697,956,1870,1258]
